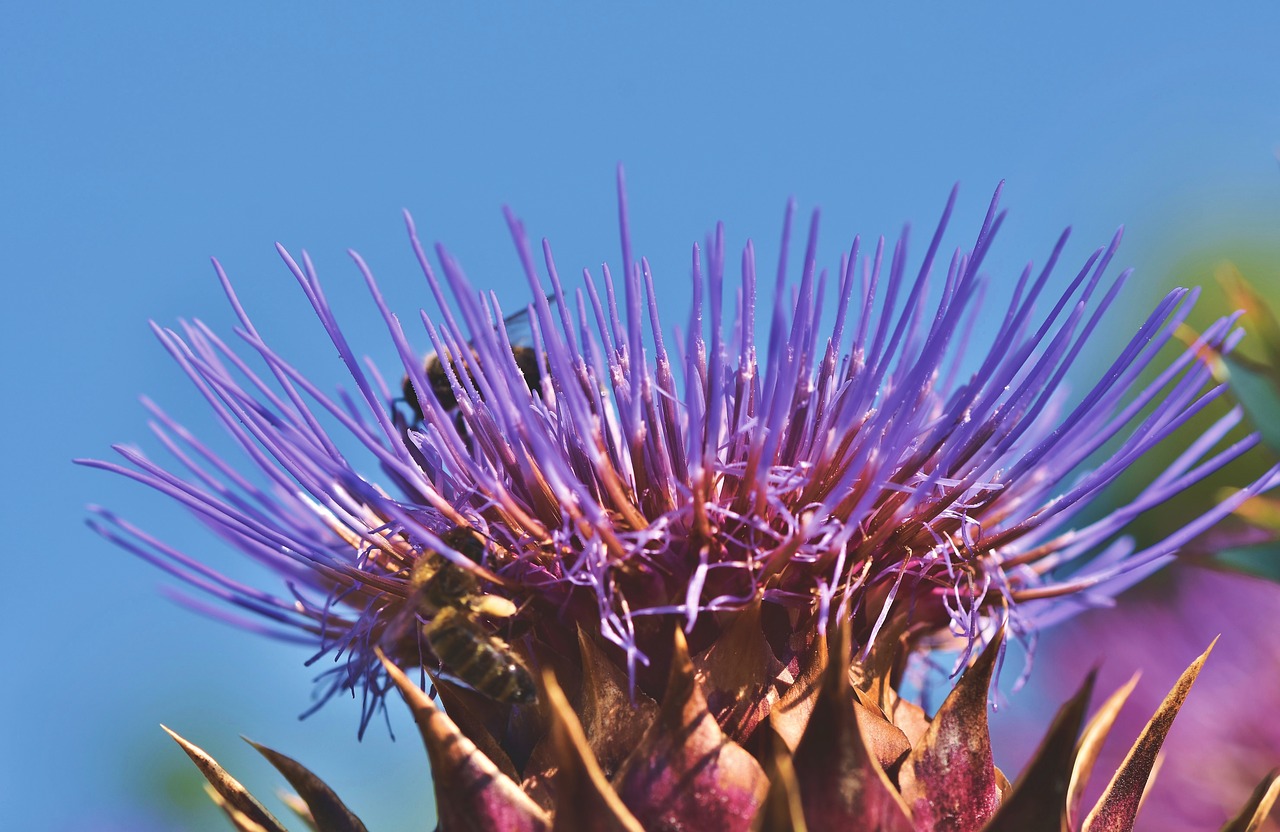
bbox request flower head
[83,172,1277,739]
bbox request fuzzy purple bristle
[80,170,1280,730]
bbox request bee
[399,303,545,427]
[409,525,537,705]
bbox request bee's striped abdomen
[424,609,536,705]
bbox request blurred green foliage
[1097,239,1280,586]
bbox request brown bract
[898,629,1004,831]
[163,620,1278,831]
[610,628,769,830]
[693,601,788,745]
[788,621,913,830]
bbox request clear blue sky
[5,3,1280,829]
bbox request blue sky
[5,3,1280,829]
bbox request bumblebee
[410,526,537,705]
[400,305,544,427]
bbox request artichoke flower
[85,172,1280,829]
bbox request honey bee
[399,304,545,427]
[409,525,537,705]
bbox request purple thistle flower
[81,171,1279,737]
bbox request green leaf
[1213,543,1280,583]
[1221,352,1280,454]
[1218,264,1280,371]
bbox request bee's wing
[497,306,536,348]
[495,293,554,349]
